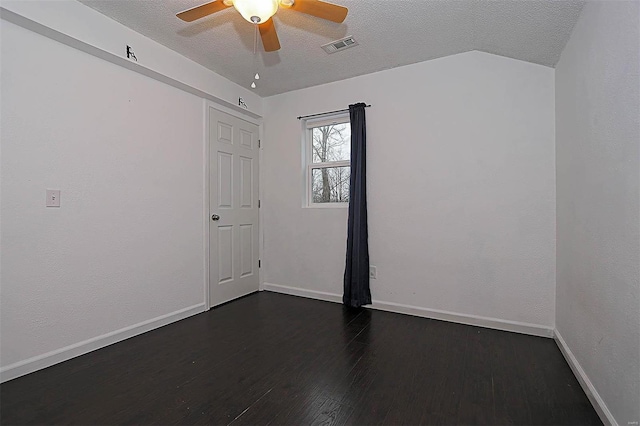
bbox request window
[304,114,351,207]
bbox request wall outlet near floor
[369,266,377,279]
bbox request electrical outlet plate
[369,266,377,279]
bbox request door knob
[211,214,220,221]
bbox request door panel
[240,224,254,277]
[218,226,233,283]
[239,128,253,149]
[218,152,233,208]
[209,107,259,307]
[218,122,233,145]
[240,156,253,208]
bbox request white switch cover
[46,190,61,207]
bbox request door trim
[203,100,263,310]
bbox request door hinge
[258,200,261,208]
[258,139,261,148]
[259,259,261,268]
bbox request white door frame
[203,100,263,310]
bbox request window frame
[303,113,351,208]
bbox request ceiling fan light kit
[231,0,279,23]
[177,0,348,52]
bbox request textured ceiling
[78,0,585,97]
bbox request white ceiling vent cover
[321,36,358,54]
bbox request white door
[209,107,259,307]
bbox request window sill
[304,203,349,209]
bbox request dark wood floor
[1,292,600,425]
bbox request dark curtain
[343,103,371,308]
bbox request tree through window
[305,116,351,205]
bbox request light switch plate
[46,190,61,207]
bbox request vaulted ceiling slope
[78,0,584,97]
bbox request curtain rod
[297,104,371,120]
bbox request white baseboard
[0,303,206,383]
[262,283,342,303]
[261,283,554,338]
[554,330,617,426]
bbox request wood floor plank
[311,398,354,426]
[0,292,602,425]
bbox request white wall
[0,19,205,373]
[0,0,262,117]
[555,1,640,424]
[262,51,556,329]
[0,1,262,381]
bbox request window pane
[311,167,350,203]
[311,123,350,163]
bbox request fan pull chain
[251,24,259,89]
[253,23,258,56]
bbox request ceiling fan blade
[287,0,348,23]
[259,19,281,52]
[176,1,230,22]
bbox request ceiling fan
[176,0,348,52]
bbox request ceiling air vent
[321,36,358,54]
